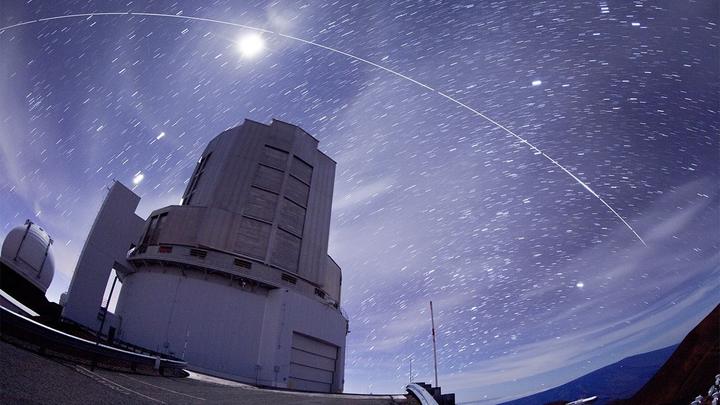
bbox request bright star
[576,281,584,288]
[132,172,145,185]
[532,80,542,87]
[236,33,264,58]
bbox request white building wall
[116,267,346,391]
[62,181,144,331]
[324,256,342,304]
[116,268,268,379]
[278,289,347,392]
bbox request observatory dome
[1,221,55,293]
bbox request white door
[288,332,337,392]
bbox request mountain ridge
[499,345,678,405]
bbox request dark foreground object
[0,262,62,323]
[614,304,719,405]
[500,345,677,405]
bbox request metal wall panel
[292,332,338,359]
[244,187,278,222]
[253,165,284,194]
[269,229,301,272]
[287,377,330,392]
[287,126,318,165]
[290,156,313,184]
[289,363,333,382]
[324,256,342,304]
[260,145,289,170]
[116,270,268,379]
[297,154,335,283]
[290,348,336,371]
[233,217,271,259]
[222,124,265,214]
[284,176,309,207]
[266,123,294,152]
[288,332,337,392]
[278,198,306,236]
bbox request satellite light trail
[0,11,647,246]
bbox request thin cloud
[332,177,396,211]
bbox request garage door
[288,332,337,392]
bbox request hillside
[500,345,677,405]
[616,304,719,405]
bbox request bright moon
[237,33,264,58]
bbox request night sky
[1,1,718,403]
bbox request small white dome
[1,221,55,293]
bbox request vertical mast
[409,357,413,383]
[430,300,438,387]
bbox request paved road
[1,340,406,404]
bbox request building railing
[129,243,344,309]
[58,316,185,361]
[0,306,186,375]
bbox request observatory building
[0,220,57,317]
[61,119,348,392]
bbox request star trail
[1,1,717,403]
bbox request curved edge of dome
[1,221,55,293]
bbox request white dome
[1,221,55,293]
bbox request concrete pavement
[1,340,406,405]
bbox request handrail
[406,383,439,405]
[0,306,186,371]
[0,289,39,317]
[58,316,183,361]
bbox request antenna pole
[430,301,438,387]
[409,357,413,383]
